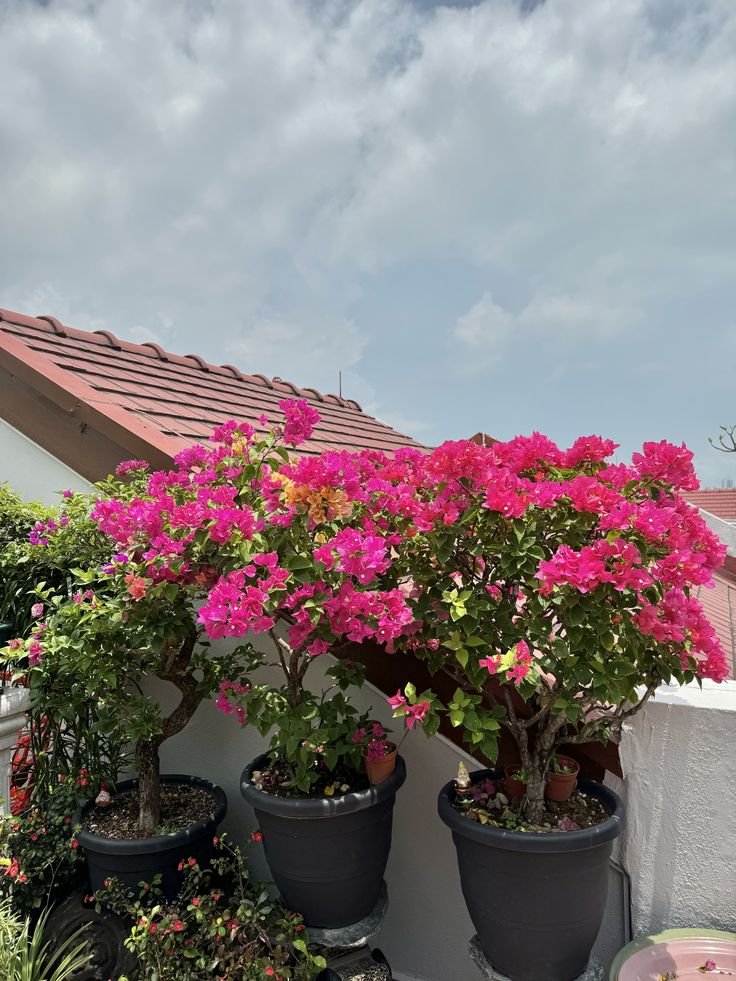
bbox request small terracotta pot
[365,747,398,785]
[504,764,527,801]
[545,755,580,801]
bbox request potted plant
[610,929,736,980]
[503,764,527,801]
[355,722,398,785]
[385,433,728,981]
[147,405,439,929]
[1,402,428,925]
[545,755,579,802]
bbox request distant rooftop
[683,488,736,522]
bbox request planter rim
[75,773,227,856]
[438,767,625,853]
[241,753,406,818]
[609,929,736,981]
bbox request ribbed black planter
[76,774,227,900]
[438,768,625,981]
[241,754,406,929]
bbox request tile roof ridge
[0,306,364,412]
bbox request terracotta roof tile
[683,488,736,520]
[0,307,424,462]
[695,568,736,679]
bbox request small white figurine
[456,761,471,790]
[95,784,112,807]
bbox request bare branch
[709,424,736,454]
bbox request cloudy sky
[2,0,736,484]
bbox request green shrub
[97,836,325,980]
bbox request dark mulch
[454,775,609,833]
[250,759,370,799]
[82,784,218,840]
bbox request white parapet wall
[0,687,30,817]
[608,679,736,938]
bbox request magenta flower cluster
[18,401,729,699]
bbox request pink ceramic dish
[612,931,736,980]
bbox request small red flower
[172,920,184,932]
[251,831,263,842]
[71,839,79,850]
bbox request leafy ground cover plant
[0,771,92,916]
[97,835,324,980]
[0,483,108,638]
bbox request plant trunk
[522,766,546,825]
[136,740,161,836]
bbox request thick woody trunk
[522,765,546,825]
[516,709,567,825]
[136,739,161,836]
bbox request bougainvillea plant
[2,400,430,830]
[3,405,727,831]
[383,434,728,823]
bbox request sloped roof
[683,488,736,521]
[0,307,423,478]
[695,568,736,679]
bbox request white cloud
[452,291,514,355]
[0,0,735,454]
[453,286,638,361]
[229,314,365,396]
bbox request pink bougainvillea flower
[387,689,407,711]
[479,655,501,674]
[124,572,148,601]
[28,639,43,666]
[30,603,44,619]
[405,700,430,729]
[279,399,320,447]
[115,459,149,477]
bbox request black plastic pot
[76,774,227,900]
[241,754,406,929]
[438,768,625,981]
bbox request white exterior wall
[0,418,93,503]
[608,680,736,939]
